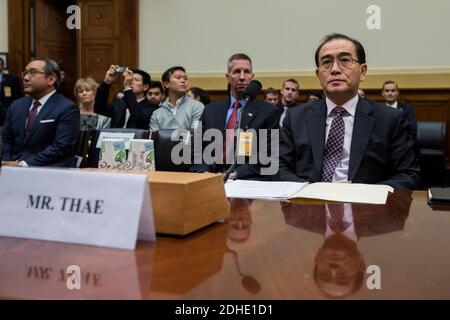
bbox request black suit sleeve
[277,108,306,182]
[404,104,418,139]
[122,89,155,129]
[25,103,80,166]
[1,102,15,161]
[94,82,115,118]
[234,105,283,180]
[378,112,421,189]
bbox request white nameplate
[96,131,136,149]
[0,167,156,250]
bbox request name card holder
[0,167,156,250]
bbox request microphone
[223,80,262,182]
[243,80,262,103]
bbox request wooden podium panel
[148,172,229,235]
[80,169,229,235]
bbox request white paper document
[225,180,308,199]
[290,182,393,204]
[225,180,393,204]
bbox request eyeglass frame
[317,55,361,71]
[21,69,49,78]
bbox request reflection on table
[1,190,450,299]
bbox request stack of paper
[225,180,308,200]
[224,180,393,204]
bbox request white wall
[0,0,8,53]
[139,0,450,75]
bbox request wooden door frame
[8,0,139,80]
[7,0,32,77]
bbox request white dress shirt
[324,94,359,183]
[28,90,57,117]
[386,101,398,109]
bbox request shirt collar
[164,95,185,108]
[325,94,358,117]
[386,101,398,109]
[229,95,246,109]
[34,90,57,108]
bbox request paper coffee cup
[128,139,155,171]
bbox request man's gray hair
[227,53,252,73]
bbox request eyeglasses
[21,69,48,78]
[318,56,360,70]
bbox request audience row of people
[1,33,422,189]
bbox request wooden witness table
[1,190,450,300]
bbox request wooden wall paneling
[7,0,31,77]
[81,0,119,39]
[80,39,120,81]
[34,0,77,99]
[78,0,137,100]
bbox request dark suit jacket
[282,190,412,238]
[1,92,80,167]
[94,82,158,129]
[278,98,421,189]
[0,73,23,125]
[190,98,282,179]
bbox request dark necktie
[25,100,40,140]
[321,106,349,182]
[327,203,350,232]
[224,100,240,164]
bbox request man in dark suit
[94,65,158,129]
[190,53,282,180]
[0,57,23,126]
[381,80,417,140]
[278,34,421,189]
[1,58,80,167]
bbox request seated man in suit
[381,80,418,140]
[0,57,23,127]
[94,65,158,129]
[1,58,80,167]
[190,53,282,180]
[278,33,421,189]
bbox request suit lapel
[216,99,230,130]
[27,92,58,141]
[307,101,327,175]
[348,99,375,181]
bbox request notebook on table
[428,188,450,205]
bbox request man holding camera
[94,65,158,129]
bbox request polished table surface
[1,190,450,300]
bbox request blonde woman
[74,77,111,131]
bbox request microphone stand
[225,246,261,294]
[223,95,252,183]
